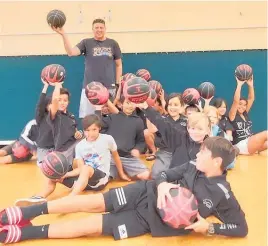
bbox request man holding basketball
[52,18,122,118]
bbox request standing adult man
[52,18,123,118]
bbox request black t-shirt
[145,161,248,237]
[76,38,122,88]
[230,112,253,145]
[155,114,187,151]
[219,116,234,132]
[47,111,77,151]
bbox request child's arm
[140,103,183,152]
[35,80,49,124]
[245,76,255,113]
[111,150,131,181]
[49,83,63,120]
[229,79,245,121]
[205,195,248,237]
[113,82,122,106]
[107,99,119,114]
[146,118,158,133]
[132,120,146,157]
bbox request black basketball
[47,9,66,28]
[198,82,215,99]
[41,152,69,180]
[123,77,150,103]
[41,64,66,83]
[235,64,253,81]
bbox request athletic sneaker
[14,196,47,207]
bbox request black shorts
[2,142,33,163]
[62,168,108,191]
[102,181,150,240]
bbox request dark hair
[60,88,70,98]
[212,98,228,109]
[240,97,248,105]
[156,97,162,106]
[82,114,102,130]
[166,93,184,111]
[185,105,200,113]
[202,136,236,171]
[92,18,105,26]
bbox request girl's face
[238,100,247,114]
[207,110,219,126]
[187,119,210,143]
[218,101,227,116]
[168,97,182,118]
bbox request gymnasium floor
[0,154,266,246]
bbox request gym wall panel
[0,50,266,140]
[0,1,266,55]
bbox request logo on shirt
[93,47,113,57]
[84,150,102,169]
[203,199,213,209]
[118,224,128,239]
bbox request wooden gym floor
[0,154,266,246]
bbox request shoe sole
[15,199,47,207]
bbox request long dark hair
[212,98,228,109]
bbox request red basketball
[121,73,136,88]
[149,80,162,95]
[182,88,200,105]
[136,69,151,81]
[158,187,198,229]
[41,151,69,180]
[235,64,253,81]
[85,82,109,105]
[146,89,157,106]
[12,141,30,159]
[41,64,66,83]
[198,82,215,99]
[123,77,150,103]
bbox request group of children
[0,72,267,243]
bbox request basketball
[136,69,151,81]
[47,9,66,28]
[85,81,109,105]
[235,64,253,81]
[198,82,215,99]
[149,80,162,95]
[123,77,150,103]
[158,187,198,229]
[41,64,66,83]
[121,73,136,88]
[182,88,200,105]
[41,151,69,180]
[12,142,30,159]
[146,89,157,106]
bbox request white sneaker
[15,196,47,207]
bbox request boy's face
[196,146,221,173]
[101,103,110,115]
[122,99,136,115]
[168,97,182,118]
[187,119,210,143]
[58,94,69,112]
[84,123,100,141]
